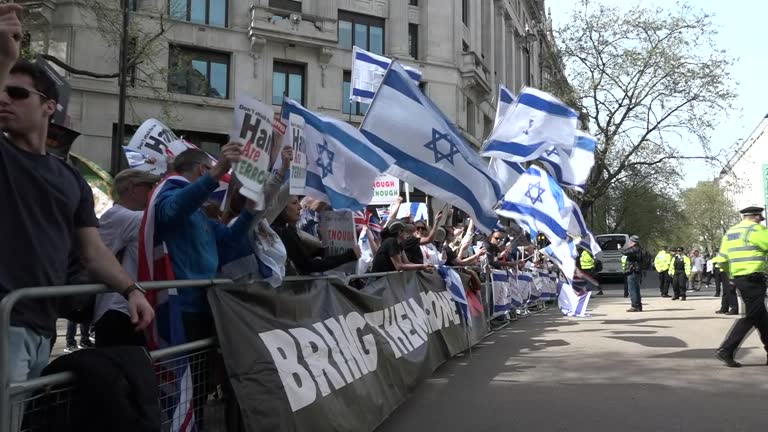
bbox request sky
[545,0,768,188]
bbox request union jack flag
[138,175,196,432]
[353,209,382,233]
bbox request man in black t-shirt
[371,221,434,273]
[0,58,154,384]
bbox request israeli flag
[351,46,422,104]
[489,85,525,193]
[482,87,578,162]
[491,270,512,317]
[543,239,578,282]
[497,165,574,245]
[558,281,591,317]
[567,204,601,255]
[281,98,393,210]
[395,202,429,222]
[359,61,502,233]
[493,84,516,128]
[437,266,470,325]
[537,130,597,193]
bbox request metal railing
[1,268,560,432]
[0,279,232,432]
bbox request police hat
[740,206,765,216]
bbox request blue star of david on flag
[525,181,545,205]
[316,139,335,179]
[424,128,461,164]
[545,147,559,157]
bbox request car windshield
[597,235,626,251]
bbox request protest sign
[369,174,400,205]
[125,119,181,175]
[319,210,357,274]
[231,94,274,208]
[396,202,429,222]
[287,113,307,195]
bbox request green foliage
[679,180,739,251]
[556,0,737,214]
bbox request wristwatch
[122,282,147,300]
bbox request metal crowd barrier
[0,279,233,432]
[1,268,560,432]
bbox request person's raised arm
[384,196,404,228]
[157,142,241,223]
[0,5,22,90]
[419,210,444,245]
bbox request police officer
[715,206,768,368]
[578,247,603,295]
[669,247,691,301]
[654,246,672,297]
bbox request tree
[680,180,739,252]
[555,0,737,214]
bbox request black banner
[207,271,484,432]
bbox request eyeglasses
[3,86,48,101]
[492,236,505,240]
[415,226,427,231]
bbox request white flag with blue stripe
[497,165,574,245]
[280,98,393,210]
[543,239,578,282]
[351,46,422,104]
[437,266,470,325]
[537,130,597,193]
[493,83,515,128]
[359,61,502,233]
[558,281,591,317]
[395,202,429,222]
[567,204,601,256]
[489,85,526,192]
[482,87,578,163]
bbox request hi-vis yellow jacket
[718,219,768,277]
[668,255,691,277]
[654,250,671,272]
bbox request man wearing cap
[669,247,691,301]
[715,206,768,367]
[622,235,644,312]
[654,246,672,297]
[93,169,159,347]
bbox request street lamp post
[112,0,130,175]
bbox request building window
[273,61,305,106]
[168,46,229,99]
[462,0,469,26]
[342,71,369,115]
[466,98,476,136]
[462,40,469,52]
[409,0,418,5]
[170,0,227,27]
[269,0,301,13]
[408,24,418,59]
[523,46,531,86]
[338,11,385,55]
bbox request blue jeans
[627,273,642,310]
[9,326,51,430]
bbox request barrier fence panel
[2,270,561,432]
[0,280,232,432]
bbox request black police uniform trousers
[658,270,671,296]
[718,272,738,313]
[671,272,687,299]
[719,274,768,354]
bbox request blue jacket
[155,173,253,313]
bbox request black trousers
[713,268,723,296]
[94,310,148,348]
[658,271,671,295]
[719,273,739,313]
[719,275,768,354]
[671,273,687,298]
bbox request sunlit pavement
[376,276,768,432]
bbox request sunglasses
[492,236,505,240]
[3,85,49,101]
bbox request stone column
[388,0,409,57]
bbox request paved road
[376,280,768,432]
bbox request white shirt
[706,259,714,273]
[692,256,705,273]
[93,204,143,323]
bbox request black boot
[716,350,741,368]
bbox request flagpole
[405,181,411,202]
